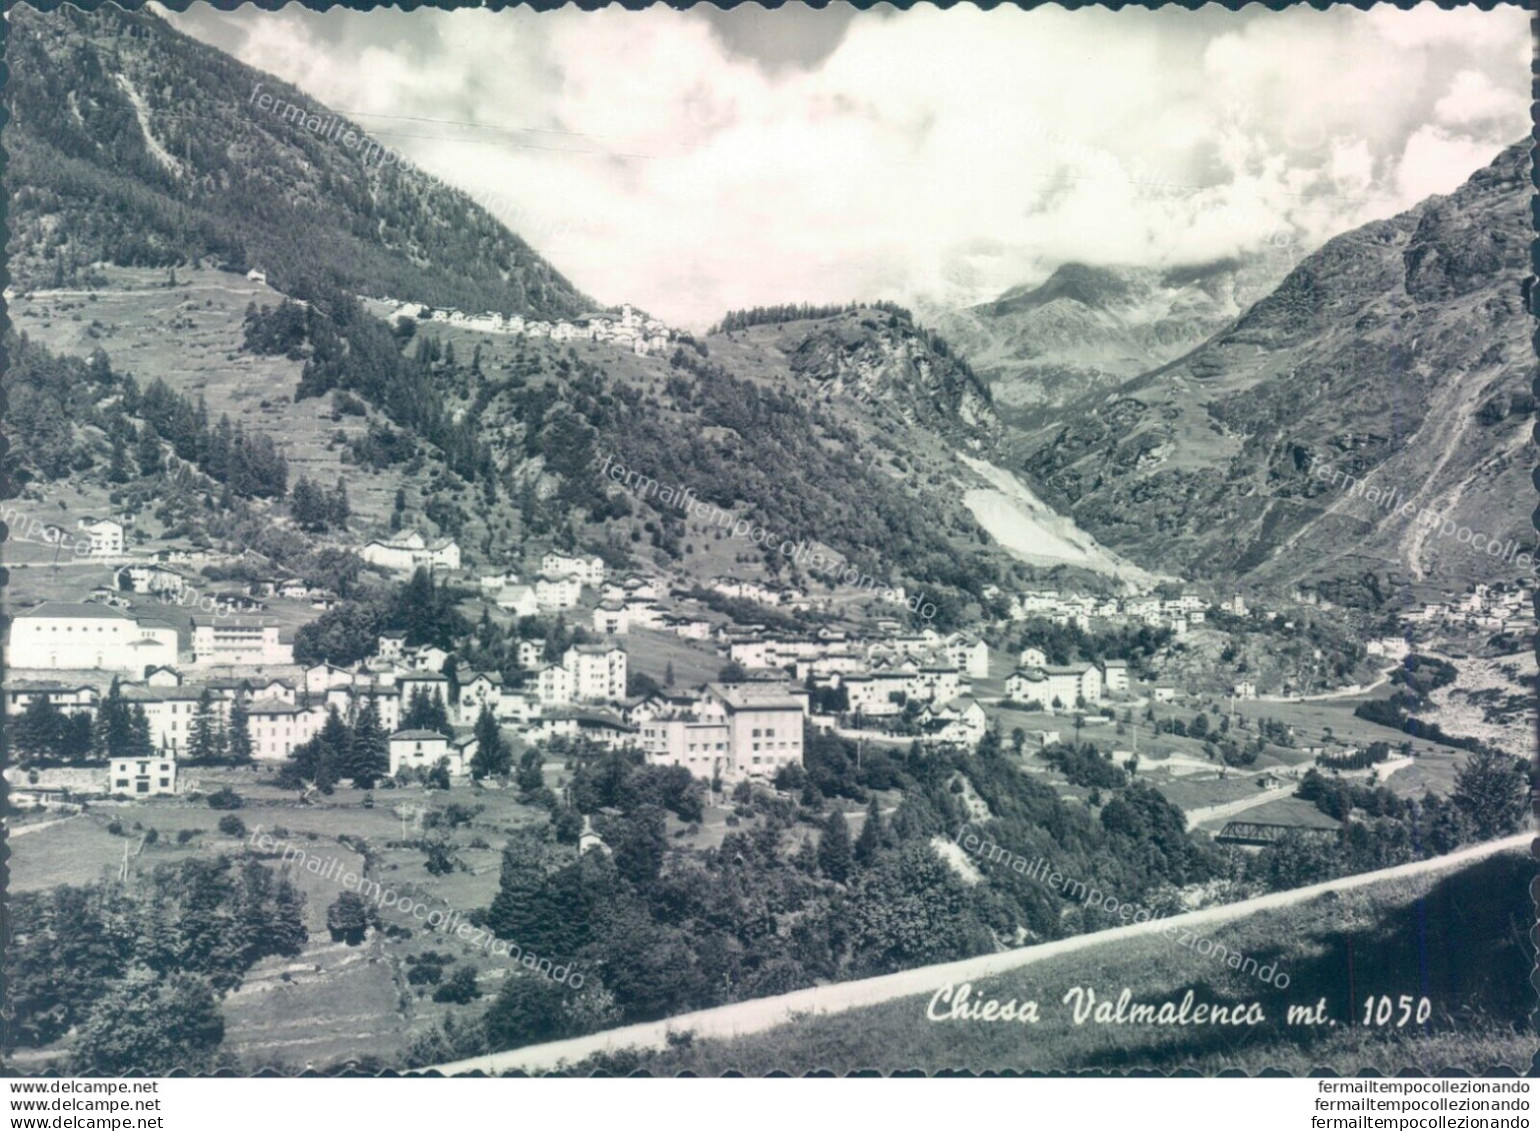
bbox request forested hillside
[6,5,591,318]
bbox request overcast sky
[163,2,1530,329]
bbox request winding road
[425,831,1532,1076]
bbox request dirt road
[426,832,1531,1076]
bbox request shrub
[217,815,248,837]
[432,966,482,1004]
[206,787,245,810]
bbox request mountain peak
[979,262,1133,316]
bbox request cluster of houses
[389,301,678,357]
[480,551,608,616]
[1004,588,1225,636]
[712,625,993,746]
[1401,582,1532,636]
[3,623,634,797]
[1003,649,1131,711]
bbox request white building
[541,552,606,588]
[116,564,185,596]
[77,518,125,557]
[479,570,522,593]
[192,618,292,667]
[247,699,328,761]
[561,643,628,703]
[121,686,214,753]
[535,663,575,707]
[4,681,100,718]
[1039,663,1103,710]
[388,729,466,777]
[496,585,539,617]
[456,672,503,725]
[592,602,631,635]
[109,755,177,797]
[1102,660,1130,695]
[665,615,712,641]
[9,603,177,675]
[535,574,583,610]
[1018,647,1048,669]
[706,683,804,781]
[360,532,462,573]
[945,634,990,679]
[304,663,356,695]
[923,697,990,747]
[637,695,730,778]
[1005,668,1048,705]
[637,682,805,782]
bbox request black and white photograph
[0,0,1534,1095]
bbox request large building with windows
[8,603,177,674]
[562,643,628,703]
[635,682,805,782]
[191,618,292,666]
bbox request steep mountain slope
[2,7,1140,625]
[5,4,591,318]
[1014,141,1532,604]
[918,256,1285,421]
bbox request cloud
[162,2,1528,330]
[1434,70,1529,128]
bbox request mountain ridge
[1012,140,1533,604]
[6,4,593,319]
[917,254,1288,421]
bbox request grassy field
[549,849,1535,1076]
[620,626,726,688]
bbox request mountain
[1012,141,1533,605]
[917,256,1286,422]
[3,7,1147,626]
[5,4,591,318]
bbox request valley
[0,2,1530,1082]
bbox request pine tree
[108,433,130,484]
[128,705,155,758]
[136,425,164,477]
[93,679,132,759]
[664,661,675,688]
[515,746,544,795]
[314,744,340,795]
[226,698,253,764]
[270,875,309,956]
[403,685,452,736]
[853,795,884,866]
[327,476,350,529]
[14,696,65,760]
[188,689,220,761]
[470,706,512,780]
[346,697,389,788]
[817,809,853,883]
